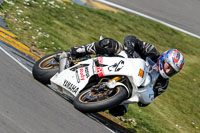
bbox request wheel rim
[78,87,120,103]
[39,55,59,69]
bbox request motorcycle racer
[70,35,184,116]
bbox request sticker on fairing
[75,70,80,83]
[85,67,90,78]
[63,80,79,94]
[108,60,124,72]
[95,57,104,77]
[79,68,85,80]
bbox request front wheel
[32,51,62,84]
[73,86,128,113]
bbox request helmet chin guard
[159,66,169,79]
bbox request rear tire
[73,86,128,113]
[32,52,62,84]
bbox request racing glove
[124,35,138,56]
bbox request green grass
[1,0,200,132]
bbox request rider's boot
[70,42,96,59]
[109,104,129,116]
[70,38,123,59]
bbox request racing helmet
[158,49,184,79]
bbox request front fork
[107,76,131,98]
[93,76,122,90]
[109,76,121,82]
[59,52,69,73]
[106,76,122,88]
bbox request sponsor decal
[96,67,103,77]
[75,67,90,83]
[75,70,80,83]
[63,80,79,94]
[79,68,85,80]
[108,60,124,72]
[95,57,104,77]
[85,67,90,78]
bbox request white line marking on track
[96,0,200,39]
[0,45,32,74]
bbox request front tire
[73,86,128,113]
[32,52,62,84]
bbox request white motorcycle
[32,49,159,113]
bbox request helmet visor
[164,62,177,77]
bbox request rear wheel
[73,85,128,113]
[32,51,62,84]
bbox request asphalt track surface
[100,0,200,38]
[0,43,114,133]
